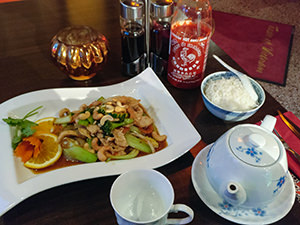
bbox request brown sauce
[32,140,168,174]
[32,155,82,174]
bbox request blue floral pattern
[273,175,286,194]
[218,200,267,218]
[206,145,213,168]
[236,146,263,163]
[219,201,233,211]
[252,208,266,217]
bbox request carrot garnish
[14,136,42,162]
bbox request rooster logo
[180,47,196,66]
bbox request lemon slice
[33,117,56,134]
[24,133,62,169]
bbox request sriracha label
[167,21,211,89]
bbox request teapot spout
[223,182,246,206]
[260,115,276,132]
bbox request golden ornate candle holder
[50,25,109,81]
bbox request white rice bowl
[201,71,265,121]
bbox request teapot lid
[229,126,281,167]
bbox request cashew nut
[59,108,70,117]
[92,108,103,120]
[152,131,167,142]
[91,137,102,151]
[78,111,91,120]
[105,105,114,113]
[115,106,126,113]
[115,101,127,112]
[100,114,114,126]
[58,130,79,143]
[105,100,114,105]
[116,101,125,107]
[79,104,88,112]
[97,145,111,161]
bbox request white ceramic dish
[201,71,265,122]
[192,144,295,225]
[0,67,201,216]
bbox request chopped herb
[3,106,42,149]
[101,118,133,136]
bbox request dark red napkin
[212,11,294,86]
[274,111,300,178]
[257,112,300,177]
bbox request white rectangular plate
[0,68,201,216]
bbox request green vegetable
[98,107,106,115]
[54,114,72,124]
[63,146,97,163]
[130,125,141,134]
[125,133,152,153]
[101,118,134,136]
[87,115,94,124]
[77,119,89,126]
[110,113,129,122]
[97,96,106,102]
[77,115,94,126]
[144,136,159,148]
[107,149,139,160]
[86,138,92,148]
[3,106,42,149]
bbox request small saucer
[191,144,295,225]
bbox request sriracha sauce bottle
[167,0,213,89]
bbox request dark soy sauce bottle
[150,0,174,77]
[120,0,146,77]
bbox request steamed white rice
[204,76,258,111]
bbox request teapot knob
[260,115,277,132]
[247,133,266,147]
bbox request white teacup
[206,115,288,208]
[110,169,194,225]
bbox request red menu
[212,11,294,85]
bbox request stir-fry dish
[3,96,167,170]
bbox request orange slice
[32,117,55,135]
[24,133,62,169]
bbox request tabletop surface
[0,0,299,224]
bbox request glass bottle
[167,0,213,89]
[120,0,146,76]
[150,0,174,77]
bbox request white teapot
[206,115,288,208]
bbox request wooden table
[0,0,299,224]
